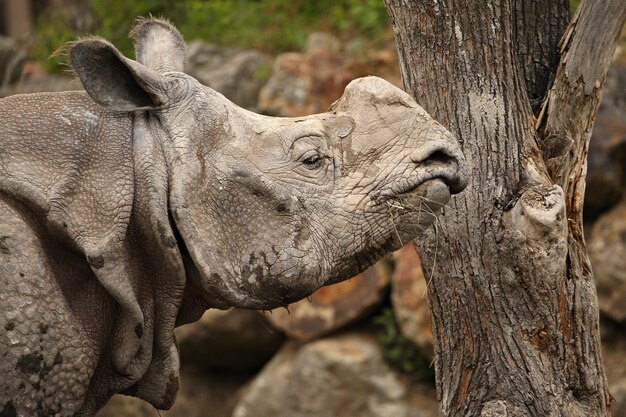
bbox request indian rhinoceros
[0,18,466,417]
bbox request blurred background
[1,1,625,416]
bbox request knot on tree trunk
[560,401,596,417]
[507,185,566,242]
[480,400,508,417]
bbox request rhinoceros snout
[336,76,467,198]
[410,137,468,195]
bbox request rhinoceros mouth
[380,178,452,211]
[373,166,462,206]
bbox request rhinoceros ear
[70,39,169,112]
[131,17,186,73]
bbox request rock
[306,32,341,54]
[344,39,403,89]
[585,64,626,221]
[601,63,626,122]
[262,260,391,340]
[600,320,626,417]
[0,59,83,98]
[96,394,155,417]
[611,380,626,417]
[258,32,400,117]
[185,41,273,110]
[0,74,82,97]
[0,36,27,88]
[231,332,438,417]
[258,49,353,116]
[175,308,284,371]
[391,242,434,359]
[588,199,626,322]
[585,113,626,220]
[346,38,368,58]
[259,33,377,116]
[97,367,249,417]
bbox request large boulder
[0,73,82,97]
[588,199,626,322]
[391,243,434,359]
[175,308,285,371]
[258,32,400,117]
[0,58,82,98]
[0,37,86,97]
[262,260,391,340]
[185,41,273,110]
[601,320,626,417]
[585,64,626,221]
[600,63,626,121]
[257,50,353,116]
[585,112,626,220]
[0,37,27,86]
[231,332,438,417]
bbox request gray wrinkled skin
[0,18,466,417]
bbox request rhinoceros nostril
[411,146,459,171]
[410,143,456,165]
[422,150,454,166]
[411,145,467,194]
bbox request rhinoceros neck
[133,112,229,314]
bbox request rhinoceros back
[0,91,133,217]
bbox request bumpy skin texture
[0,19,466,417]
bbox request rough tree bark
[384,1,626,416]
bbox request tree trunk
[384,1,626,416]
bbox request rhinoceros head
[70,19,466,310]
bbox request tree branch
[538,0,626,199]
[534,1,626,411]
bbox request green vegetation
[32,0,599,72]
[33,7,81,72]
[373,307,434,381]
[34,0,390,71]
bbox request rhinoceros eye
[300,152,324,169]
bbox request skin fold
[0,18,466,416]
